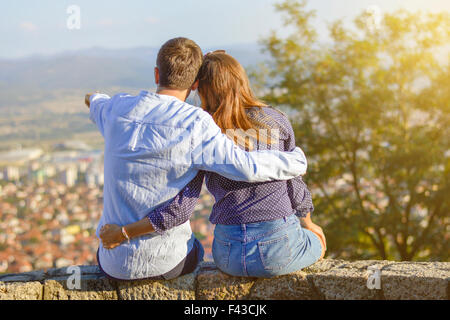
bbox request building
[3,166,20,181]
[60,167,78,187]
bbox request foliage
[257,0,450,261]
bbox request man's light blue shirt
[90,91,307,279]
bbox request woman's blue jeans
[212,214,322,277]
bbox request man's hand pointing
[85,93,93,108]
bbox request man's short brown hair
[156,37,203,90]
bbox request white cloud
[19,21,37,32]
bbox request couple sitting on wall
[84,37,326,281]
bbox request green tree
[257,0,450,261]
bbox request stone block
[249,271,317,300]
[196,266,255,300]
[116,272,197,300]
[43,266,117,300]
[302,259,346,274]
[381,262,450,300]
[0,281,43,300]
[311,260,392,300]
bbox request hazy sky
[1,0,449,59]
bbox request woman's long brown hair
[197,51,270,149]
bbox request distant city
[0,141,215,274]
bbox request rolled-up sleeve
[288,176,314,217]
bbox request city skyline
[0,141,219,273]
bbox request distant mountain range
[0,43,268,108]
[0,43,271,147]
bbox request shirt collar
[140,90,184,103]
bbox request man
[85,37,307,280]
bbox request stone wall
[0,259,448,300]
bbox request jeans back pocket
[258,234,292,271]
[212,238,231,271]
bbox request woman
[100,51,326,277]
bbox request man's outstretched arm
[85,92,112,137]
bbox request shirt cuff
[90,92,109,103]
[295,206,314,218]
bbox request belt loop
[283,216,288,223]
[241,223,247,243]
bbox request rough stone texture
[116,271,197,300]
[381,262,449,300]
[0,281,43,300]
[0,259,448,300]
[302,259,346,274]
[249,271,317,300]
[196,263,256,300]
[311,260,393,300]
[43,266,118,300]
